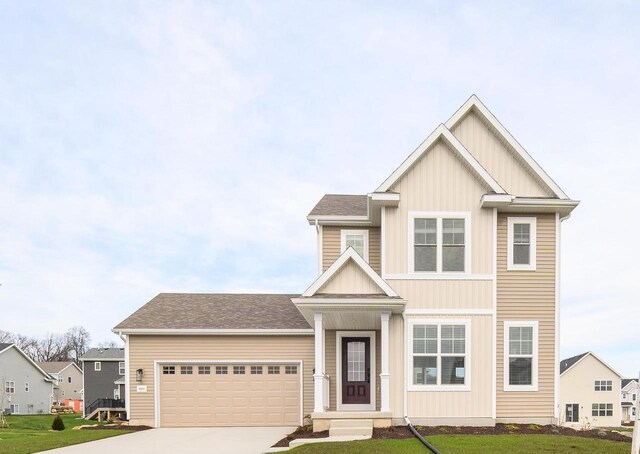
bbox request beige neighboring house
[559,352,623,428]
[621,378,638,423]
[114,95,579,430]
[37,361,84,403]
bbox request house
[559,352,622,427]
[114,95,579,429]
[0,343,55,414]
[36,361,84,408]
[79,348,126,419]
[622,378,638,423]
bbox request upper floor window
[341,229,369,261]
[507,217,537,270]
[119,362,125,375]
[409,212,470,274]
[5,381,15,394]
[94,362,101,372]
[68,376,72,384]
[595,380,612,391]
[504,321,538,392]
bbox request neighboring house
[36,361,84,404]
[559,352,622,427]
[621,378,638,423]
[79,348,125,418]
[0,343,55,414]
[114,95,579,429]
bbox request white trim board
[336,331,376,411]
[112,329,314,336]
[503,321,538,392]
[507,216,537,271]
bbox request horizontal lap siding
[496,213,556,419]
[323,227,381,274]
[127,335,314,425]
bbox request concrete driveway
[44,427,296,454]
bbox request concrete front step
[329,419,373,437]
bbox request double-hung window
[595,380,612,391]
[507,217,537,270]
[592,403,613,417]
[504,321,538,391]
[410,320,470,390]
[119,362,125,375]
[94,362,101,372]
[5,381,15,394]
[410,213,470,273]
[340,229,369,261]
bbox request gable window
[409,213,470,274]
[119,362,125,375]
[507,217,537,270]
[409,319,470,390]
[5,381,15,394]
[595,380,612,391]
[504,321,538,391]
[25,382,29,392]
[340,229,369,261]
[592,403,613,417]
[94,362,101,372]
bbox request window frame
[408,212,471,275]
[94,362,101,372]
[407,318,471,392]
[503,321,539,392]
[114,388,120,399]
[25,382,29,392]
[507,217,537,271]
[592,403,613,417]
[565,403,579,422]
[594,380,612,391]
[10,404,19,414]
[5,381,15,394]
[119,362,125,375]
[340,229,369,261]
[198,366,211,375]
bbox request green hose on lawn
[404,416,442,454]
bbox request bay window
[410,212,470,274]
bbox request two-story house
[622,378,638,423]
[114,95,579,430]
[79,347,126,419]
[36,361,84,407]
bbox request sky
[0,1,638,376]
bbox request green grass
[0,413,133,454]
[288,434,630,453]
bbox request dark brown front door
[341,337,370,405]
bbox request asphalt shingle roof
[308,194,368,217]
[113,293,310,331]
[36,361,76,374]
[622,378,638,389]
[80,347,124,361]
[0,343,12,352]
[560,352,589,374]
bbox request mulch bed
[82,424,152,431]
[273,423,631,447]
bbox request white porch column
[380,312,391,412]
[313,313,325,413]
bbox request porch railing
[323,374,330,411]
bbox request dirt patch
[81,424,151,431]
[272,425,329,447]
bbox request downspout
[404,416,442,454]
[117,332,130,421]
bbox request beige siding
[385,139,494,275]
[127,335,314,426]
[406,315,493,418]
[559,355,622,427]
[388,280,493,310]
[322,227,381,274]
[451,111,553,198]
[496,213,556,420]
[318,260,382,294]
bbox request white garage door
[159,363,300,427]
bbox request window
[285,365,298,374]
[595,380,612,391]
[68,376,72,384]
[251,366,263,375]
[592,403,613,417]
[57,376,63,383]
[268,366,280,374]
[198,366,211,375]
[410,320,469,390]
[119,362,125,375]
[114,388,120,399]
[566,404,579,422]
[94,362,101,372]
[340,230,369,261]
[634,394,637,402]
[233,366,245,375]
[24,382,29,392]
[409,213,470,274]
[216,366,228,375]
[10,404,19,414]
[504,321,538,391]
[162,366,175,375]
[180,366,193,375]
[5,381,15,394]
[633,408,637,416]
[623,393,628,399]
[507,217,537,270]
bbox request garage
[159,362,301,427]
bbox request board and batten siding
[450,111,553,198]
[127,335,314,426]
[496,213,556,421]
[322,227,380,274]
[318,260,382,294]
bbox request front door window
[342,337,370,405]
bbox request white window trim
[10,404,19,414]
[114,388,120,399]
[507,217,537,271]
[407,318,471,392]
[119,362,125,375]
[503,321,538,392]
[340,229,369,262]
[94,361,101,372]
[408,212,471,274]
[5,381,15,394]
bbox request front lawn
[0,413,133,454]
[288,434,630,453]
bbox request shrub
[528,424,540,430]
[52,415,65,431]
[505,423,520,431]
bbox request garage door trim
[153,359,304,427]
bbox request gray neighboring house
[79,347,125,417]
[36,361,84,403]
[0,343,55,414]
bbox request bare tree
[33,333,69,362]
[0,330,12,343]
[65,326,90,365]
[96,340,121,349]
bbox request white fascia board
[368,192,400,207]
[112,328,314,336]
[375,124,506,194]
[79,358,124,362]
[58,362,83,375]
[560,352,623,378]
[301,247,398,297]
[445,95,569,199]
[292,297,406,305]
